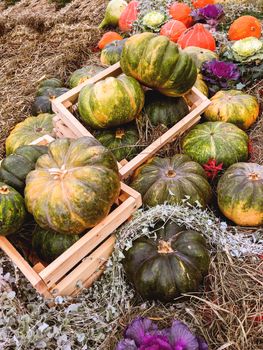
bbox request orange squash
[169,2,193,28]
[192,0,215,8]
[178,24,216,51]
[119,0,139,32]
[160,20,187,43]
[228,16,262,41]
[98,32,123,49]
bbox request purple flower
[116,338,137,350]
[168,320,199,350]
[138,334,173,350]
[199,5,224,20]
[124,317,159,346]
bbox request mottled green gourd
[0,145,48,192]
[182,122,249,168]
[131,154,212,208]
[123,220,210,302]
[68,65,104,88]
[25,137,121,235]
[120,32,197,97]
[32,226,80,263]
[217,163,263,227]
[32,88,69,115]
[101,39,127,66]
[78,74,144,129]
[144,90,189,127]
[95,124,140,161]
[0,183,26,236]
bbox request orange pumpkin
[178,24,216,51]
[119,0,139,32]
[192,0,215,8]
[169,2,193,28]
[228,16,262,41]
[160,20,187,43]
[98,32,123,49]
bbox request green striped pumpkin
[0,183,26,236]
[78,74,144,129]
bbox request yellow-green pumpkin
[120,32,197,97]
[183,46,218,69]
[204,90,259,130]
[78,74,144,129]
[194,73,208,96]
[217,163,263,226]
[25,137,121,235]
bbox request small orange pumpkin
[98,32,123,49]
[178,23,216,51]
[119,0,139,32]
[192,0,215,8]
[160,20,187,43]
[228,16,262,41]
[169,2,193,28]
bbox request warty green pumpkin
[0,183,26,236]
[131,154,212,208]
[0,145,48,193]
[217,162,263,227]
[78,74,144,129]
[25,137,121,235]
[182,122,249,168]
[123,220,210,301]
[120,32,197,97]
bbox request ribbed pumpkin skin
[204,90,259,130]
[160,20,187,43]
[68,66,104,88]
[178,24,216,51]
[217,163,263,226]
[182,122,249,168]
[144,90,189,127]
[169,3,193,27]
[0,183,26,236]
[118,0,139,32]
[228,16,262,41]
[95,124,139,161]
[25,137,121,234]
[120,33,197,97]
[0,145,48,192]
[32,227,79,263]
[100,39,127,66]
[183,46,218,69]
[123,220,210,301]
[131,154,212,207]
[5,114,54,155]
[194,74,208,96]
[78,74,144,129]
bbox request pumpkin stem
[157,240,174,254]
[248,172,260,181]
[115,129,125,139]
[0,186,10,195]
[166,169,176,178]
[49,167,68,179]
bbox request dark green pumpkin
[32,88,69,115]
[123,220,210,302]
[144,90,189,127]
[68,65,104,89]
[0,183,26,236]
[182,122,249,168]
[120,32,197,97]
[0,145,48,193]
[38,78,63,89]
[101,39,127,66]
[32,226,79,263]
[95,124,140,161]
[131,154,212,208]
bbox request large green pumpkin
[32,226,79,263]
[100,39,127,66]
[144,90,189,127]
[0,183,26,236]
[183,46,218,69]
[182,122,249,168]
[217,163,263,226]
[68,65,104,89]
[120,32,197,97]
[25,137,121,234]
[123,220,210,302]
[95,124,140,161]
[131,154,212,208]
[6,114,54,156]
[0,145,48,193]
[204,90,259,130]
[78,74,144,129]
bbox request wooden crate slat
[51,235,116,296]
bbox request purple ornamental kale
[191,4,224,27]
[138,334,173,350]
[124,317,159,346]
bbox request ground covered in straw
[0,1,263,350]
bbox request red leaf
[203,159,223,180]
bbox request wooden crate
[52,62,211,179]
[0,136,142,298]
